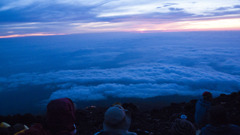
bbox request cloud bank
[1,61,239,102]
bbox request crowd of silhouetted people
[1,91,240,135]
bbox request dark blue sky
[0,0,240,37]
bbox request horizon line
[1,30,240,39]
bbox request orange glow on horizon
[0,33,65,39]
[0,18,240,38]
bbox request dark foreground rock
[1,92,240,135]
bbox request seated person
[19,98,77,135]
[195,91,212,128]
[95,105,137,135]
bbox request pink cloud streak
[0,33,65,39]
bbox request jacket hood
[46,98,76,133]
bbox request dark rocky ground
[1,92,240,135]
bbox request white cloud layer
[1,62,239,102]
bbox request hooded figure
[19,98,77,135]
[200,106,240,135]
[95,105,137,135]
[46,98,76,134]
[195,92,212,128]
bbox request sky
[1,0,240,38]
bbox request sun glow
[175,18,240,30]
[136,28,147,33]
[132,18,240,32]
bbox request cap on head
[180,114,187,120]
[104,105,131,130]
[104,105,126,126]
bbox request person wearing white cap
[94,105,137,135]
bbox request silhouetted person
[19,98,77,135]
[195,91,212,128]
[94,105,137,135]
[200,105,240,135]
[170,119,196,135]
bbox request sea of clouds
[0,32,240,114]
[1,62,240,101]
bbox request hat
[180,114,187,120]
[103,105,131,130]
